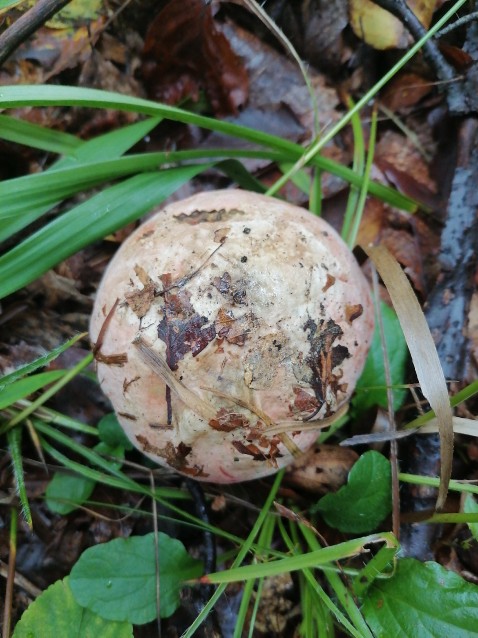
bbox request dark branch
[0,0,74,67]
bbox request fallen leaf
[141,0,248,116]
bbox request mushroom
[90,190,374,483]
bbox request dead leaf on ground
[374,129,438,209]
[381,72,434,112]
[141,0,249,116]
[285,444,358,495]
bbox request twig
[369,0,463,112]
[184,479,216,579]
[0,0,74,67]
[436,11,478,37]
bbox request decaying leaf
[141,0,248,116]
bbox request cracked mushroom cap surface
[90,189,374,483]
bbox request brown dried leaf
[141,0,248,116]
[381,72,434,112]
[285,444,358,495]
[133,336,217,423]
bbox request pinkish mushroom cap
[90,190,374,483]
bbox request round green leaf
[314,450,391,533]
[98,413,133,450]
[69,532,203,624]
[13,577,133,638]
[46,472,95,515]
[363,558,478,637]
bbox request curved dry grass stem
[365,244,453,510]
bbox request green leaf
[98,413,133,450]
[46,440,125,514]
[0,164,208,299]
[314,451,391,533]
[352,301,408,413]
[46,473,96,515]
[464,495,478,541]
[70,533,203,624]
[0,370,66,409]
[362,558,478,638]
[12,577,133,638]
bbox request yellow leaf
[349,0,437,50]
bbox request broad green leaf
[0,164,208,299]
[352,301,408,413]
[314,451,391,533]
[0,334,84,390]
[12,577,133,638]
[46,472,96,515]
[362,558,478,638]
[69,532,203,624]
[98,413,133,450]
[0,370,66,409]
[464,494,478,541]
[46,439,126,514]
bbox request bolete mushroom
[90,190,374,483]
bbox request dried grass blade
[420,416,477,437]
[365,244,453,510]
[133,336,217,422]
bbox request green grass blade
[202,533,396,584]
[1,354,94,433]
[234,514,276,638]
[7,427,32,529]
[0,164,209,299]
[0,117,163,240]
[58,116,162,166]
[300,524,374,638]
[341,100,365,244]
[281,519,361,638]
[182,470,285,638]
[0,333,85,389]
[214,159,266,193]
[265,0,468,196]
[0,113,81,154]
[0,370,67,409]
[345,106,378,248]
[0,84,419,211]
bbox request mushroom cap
[90,190,374,483]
